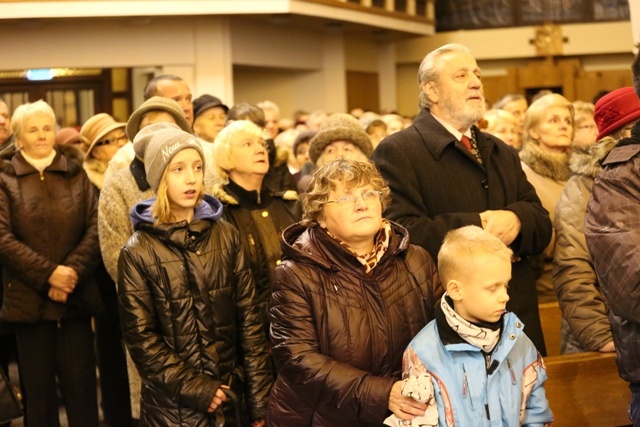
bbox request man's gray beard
[442,97,486,130]
[460,104,486,129]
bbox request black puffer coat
[118,195,273,426]
[214,179,301,328]
[267,221,442,427]
[0,146,101,323]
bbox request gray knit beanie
[127,96,193,147]
[308,113,373,164]
[134,122,205,193]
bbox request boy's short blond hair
[437,225,513,286]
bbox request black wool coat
[371,108,552,354]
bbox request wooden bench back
[539,301,562,356]
[544,352,630,427]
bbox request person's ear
[447,279,463,301]
[528,125,539,142]
[423,82,438,104]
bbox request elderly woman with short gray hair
[0,100,101,426]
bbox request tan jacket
[520,142,569,303]
[553,139,616,352]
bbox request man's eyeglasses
[323,190,381,207]
[96,135,127,147]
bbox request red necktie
[460,135,472,151]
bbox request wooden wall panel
[482,75,515,107]
[575,69,633,103]
[347,71,380,112]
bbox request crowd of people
[1,41,640,427]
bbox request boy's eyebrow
[484,280,510,288]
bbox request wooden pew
[544,352,630,427]
[539,301,562,356]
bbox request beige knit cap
[308,113,373,164]
[126,96,192,147]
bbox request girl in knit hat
[298,113,374,193]
[118,122,273,427]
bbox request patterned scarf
[441,293,501,353]
[329,219,392,274]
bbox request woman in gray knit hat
[298,113,373,193]
[308,113,373,165]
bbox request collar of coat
[279,220,410,273]
[414,109,506,163]
[138,216,212,249]
[83,156,108,190]
[2,144,84,177]
[0,135,15,160]
[212,177,298,206]
[519,140,571,182]
[128,156,150,192]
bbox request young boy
[393,226,553,427]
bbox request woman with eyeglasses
[571,101,598,147]
[79,113,133,426]
[266,158,443,427]
[0,100,102,426]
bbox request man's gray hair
[418,43,471,109]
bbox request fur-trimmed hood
[519,141,570,182]
[568,137,619,179]
[83,157,109,190]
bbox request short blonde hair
[523,93,574,146]
[572,101,595,126]
[213,120,265,183]
[438,226,513,286]
[11,100,56,142]
[302,158,391,226]
[492,93,526,110]
[482,109,517,133]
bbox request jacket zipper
[462,367,473,407]
[506,358,517,384]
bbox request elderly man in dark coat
[371,43,552,354]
